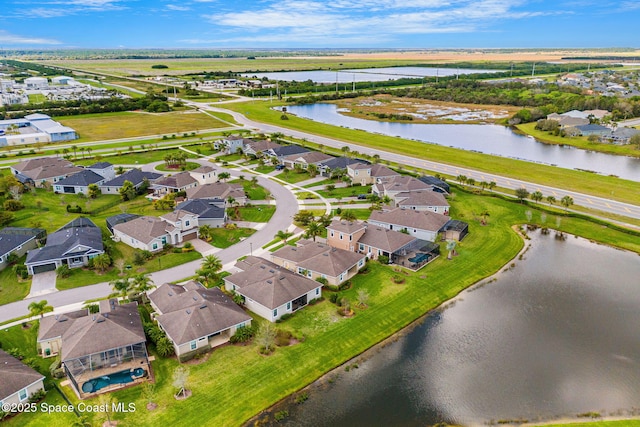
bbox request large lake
[281,231,640,426]
[244,67,499,83]
[286,103,640,181]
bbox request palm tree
[304,221,322,242]
[110,277,133,300]
[274,230,293,244]
[546,195,556,205]
[70,145,78,160]
[197,255,223,286]
[201,254,222,272]
[456,175,467,185]
[28,300,53,318]
[561,195,574,211]
[339,210,357,222]
[218,172,231,182]
[530,191,543,204]
[131,273,155,302]
[199,224,213,242]
[488,181,497,192]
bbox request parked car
[357,194,369,200]
[275,164,286,170]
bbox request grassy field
[155,161,200,172]
[276,169,315,184]
[0,256,31,306]
[4,188,640,427]
[317,185,370,198]
[209,227,256,248]
[231,206,276,222]
[229,179,270,200]
[77,147,198,166]
[517,123,640,158]
[57,111,231,142]
[224,101,640,206]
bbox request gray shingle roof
[358,226,416,253]
[88,162,112,169]
[395,190,449,208]
[369,208,450,232]
[327,219,366,235]
[225,257,320,309]
[0,227,44,257]
[153,171,198,189]
[186,182,245,200]
[12,158,83,181]
[0,349,45,401]
[37,309,89,342]
[54,170,105,187]
[272,239,365,277]
[26,218,103,265]
[271,145,309,157]
[149,281,250,346]
[176,199,225,219]
[106,214,141,234]
[113,216,168,244]
[101,169,161,188]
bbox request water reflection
[283,231,640,426]
[286,103,640,181]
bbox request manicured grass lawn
[517,122,640,158]
[224,101,640,206]
[58,111,230,142]
[344,209,372,220]
[86,147,197,165]
[229,179,270,200]
[231,206,276,222]
[253,165,276,174]
[317,185,370,198]
[4,189,640,427]
[0,257,30,306]
[277,169,314,184]
[217,153,243,162]
[302,177,336,188]
[208,227,256,248]
[296,191,319,200]
[155,161,200,172]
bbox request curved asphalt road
[193,103,640,221]
[0,160,298,324]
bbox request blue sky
[0,0,638,49]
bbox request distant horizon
[2,47,640,52]
[0,1,638,49]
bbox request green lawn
[229,179,270,200]
[0,257,31,307]
[517,122,640,158]
[253,165,276,174]
[317,185,370,198]
[58,111,231,142]
[277,169,314,184]
[3,189,640,426]
[154,161,200,172]
[224,101,640,206]
[344,209,372,220]
[82,147,198,166]
[208,227,256,248]
[217,153,243,162]
[302,178,337,188]
[231,206,276,222]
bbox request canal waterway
[281,231,640,426]
[286,103,640,181]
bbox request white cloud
[166,4,191,11]
[15,0,128,18]
[0,30,62,45]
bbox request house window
[339,273,344,282]
[349,235,352,241]
[161,236,167,245]
[185,220,190,227]
[307,270,312,278]
[19,388,28,401]
[273,308,278,317]
[339,233,343,240]
[287,302,291,310]
[315,288,320,295]
[359,243,364,251]
[330,230,334,237]
[190,341,197,350]
[297,267,305,275]
[152,243,158,250]
[358,259,364,267]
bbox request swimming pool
[81,367,146,393]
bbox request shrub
[329,293,339,304]
[391,275,405,284]
[274,410,289,422]
[275,329,292,346]
[6,347,24,360]
[378,255,389,265]
[133,251,146,265]
[230,325,256,343]
[315,277,328,285]
[56,264,71,278]
[182,242,194,252]
[27,389,46,403]
[294,392,309,404]
[3,199,24,211]
[156,337,175,357]
[276,313,294,323]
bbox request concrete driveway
[190,238,219,257]
[27,271,58,299]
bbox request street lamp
[250,242,253,256]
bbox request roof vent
[193,296,198,301]
[323,253,328,256]
[168,292,173,296]
[266,280,272,284]
[186,309,191,314]
[260,265,266,269]
[200,304,207,309]
[269,269,274,273]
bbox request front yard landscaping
[229,206,276,222]
[208,227,256,249]
[0,257,30,306]
[229,178,270,200]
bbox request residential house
[175,199,226,228]
[571,124,611,137]
[160,210,200,241]
[10,158,83,188]
[105,213,140,234]
[418,175,450,194]
[224,256,322,322]
[372,175,433,199]
[0,227,46,271]
[113,215,190,252]
[394,191,450,214]
[99,168,161,195]
[264,145,309,163]
[271,239,366,286]
[0,349,45,406]
[151,171,199,197]
[347,163,398,185]
[188,165,217,185]
[53,169,109,194]
[325,220,367,252]
[37,300,149,397]
[148,281,251,361]
[25,218,104,275]
[185,182,247,206]
[243,140,281,157]
[215,136,251,154]
[368,207,450,242]
[605,127,640,144]
[282,151,334,170]
[86,162,115,181]
[318,157,368,177]
[545,113,589,128]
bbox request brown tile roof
[113,216,168,244]
[283,151,334,165]
[60,301,145,362]
[272,239,365,277]
[358,226,416,253]
[369,207,449,232]
[186,182,245,200]
[160,210,195,224]
[37,309,88,342]
[0,349,45,400]
[149,281,250,345]
[327,219,366,235]
[348,163,398,178]
[225,257,320,309]
[12,157,82,180]
[190,165,215,174]
[245,140,281,153]
[153,171,198,189]
[395,190,449,207]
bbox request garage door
[182,231,198,241]
[32,263,57,274]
